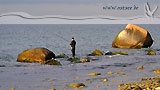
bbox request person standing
[70,37,76,58]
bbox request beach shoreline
[0,54,160,90]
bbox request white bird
[145,2,158,18]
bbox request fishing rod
[52,32,70,43]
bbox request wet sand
[0,55,160,90]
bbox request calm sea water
[0,24,160,65]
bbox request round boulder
[17,48,55,63]
[112,24,153,48]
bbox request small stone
[121,74,128,77]
[118,76,160,90]
[155,87,160,90]
[41,58,61,65]
[96,86,100,88]
[88,73,101,76]
[103,78,109,82]
[118,88,123,90]
[118,84,125,87]
[67,58,81,63]
[105,52,128,55]
[146,49,156,55]
[88,49,103,56]
[120,81,124,83]
[10,88,14,90]
[116,70,125,74]
[121,65,127,67]
[133,87,142,90]
[55,54,68,58]
[80,59,90,63]
[69,83,86,89]
[137,66,143,70]
[48,78,56,81]
[51,89,56,90]
[107,72,114,74]
[74,77,80,79]
[154,70,160,74]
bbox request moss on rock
[88,49,103,56]
[67,58,81,63]
[55,54,68,58]
[146,49,156,55]
[41,58,61,65]
[67,58,90,63]
[105,51,128,55]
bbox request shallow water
[0,24,159,64]
[0,24,160,90]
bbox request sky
[0,0,160,4]
[0,0,160,17]
[0,0,97,4]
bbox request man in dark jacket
[70,37,76,57]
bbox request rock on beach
[17,48,55,63]
[112,24,153,49]
[88,49,103,56]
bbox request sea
[0,24,160,64]
[0,24,160,90]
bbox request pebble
[107,72,114,74]
[88,73,101,76]
[10,88,14,90]
[103,78,109,82]
[137,66,143,69]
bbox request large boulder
[112,24,153,48]
[17,48,55,63]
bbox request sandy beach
[0,54,160,90]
